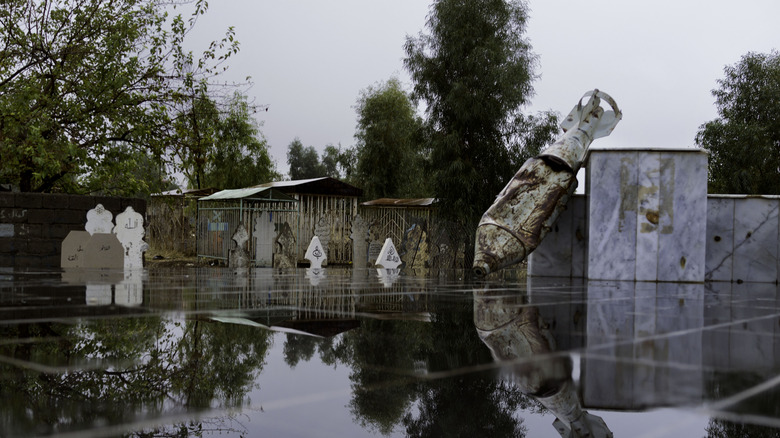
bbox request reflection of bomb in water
[473,90,622,277]
[473,287,613,438]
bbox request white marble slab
[733,197,779,283]
[656,152,707,282]
[587,150,638,281]
[706,197,735,281]
[528,195,586,277]
[635,153,661,281]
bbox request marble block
[586,149,707,282]
[83,233,124,269]
[528,195,586,277]
[732,197,779,283]
[61,230,91,268]
[705,197,736,281]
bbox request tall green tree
[696,51,780,194]
[286,138,325,180]
[0,0,240,195]
[200,92,279,189]
[353,77,427,200]
[404,0,557,250]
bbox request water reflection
[2,269,780,436]
[474,285,613,437]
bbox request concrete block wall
[0,193,145,269]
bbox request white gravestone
[351,214,370,268]
[115,270,143,306]
[305,235,327,269]
[375,238,402,269]
[114,206,148,270]
[254,212,276,267]
[85,204,114,235]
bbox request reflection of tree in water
[0,316,271,436]
[705,372,780,438]
[280,300,530,437]
[707,420,780,438]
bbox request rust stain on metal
[473,90,622,277]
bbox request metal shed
[148,187,219,255]
[359,198,437,246]
[196,187,298,264]
[254,178,363,265]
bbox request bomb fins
[473,90,622,277]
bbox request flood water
[2,267,780,437]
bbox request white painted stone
[635,153,660,281]
[305,235,327,269]
[61,230,91,268]
[114,206,147,270]
[375,238,402,269]
[254,212,276,267]
[85,204,113,235]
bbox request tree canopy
[696,51,780,194]
[404,0,558,243]
[352,77,428,200]
[0,0,245,195]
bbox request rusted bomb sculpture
[473,90,622,277]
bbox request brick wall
[0,193,146,269]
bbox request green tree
[322,144,344,179]
[202,92,279,189]
[0,0,240,195]
[696,51,780,194]
[286,138,325,180]
[404,0,557,250]
[353,78,427,200]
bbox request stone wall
[0,193,146,269]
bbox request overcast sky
[186,0,780,178]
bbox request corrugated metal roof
[254,177,363,197]
[361,198,437,207]
[152,187,219,198]
[198,186,298,202]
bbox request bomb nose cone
[472,223,527,277]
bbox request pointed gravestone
[305,235,327,269]
[61,230,91,268]
[274,222,297,269]
[314,215,330,267]
[84,233,124,269]
[254,211,276,267]
[114,206,147,270]
[229,223,250,269]
[375,238,402,269]
[85,204,114,235]
[351,214,370,268]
